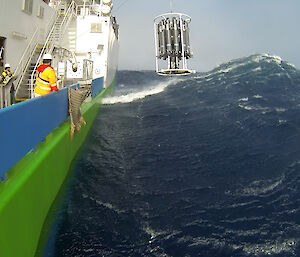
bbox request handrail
[58,1,76,43]
[30,1,77,98]
[14,2,61,97]
[14,27,38,76]
[30,0,76,98]
[30,23,57,98]
[14,27,39,93]
[76,4,103,16]
[44,2,62,41]
[0,47,4,59]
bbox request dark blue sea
[49,54,300,257]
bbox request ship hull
[0,78,116,257]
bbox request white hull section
[0,0,55,70]
[1,1,119,101]
[105,21,119,88]
[65,7,119,88]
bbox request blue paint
[91,77,103,97]
[0,76,103,178]
[0,88,69,178]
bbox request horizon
[116,53,298,72]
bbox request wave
[102,79,182,105]
[52,55,300,257]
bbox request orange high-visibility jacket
[34,64,58,95]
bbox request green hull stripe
[0,80,114,257]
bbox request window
[91,23,102,33]
[97,44,104,54]
[37,6,44,18]
[22,0,33,15]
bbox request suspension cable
[114,0,131,13]
[170,0,173,13]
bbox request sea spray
[102,78,182,104]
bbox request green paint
[0,81,114,257]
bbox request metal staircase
[15,46,43,100]
[15,1,77,100]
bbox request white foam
[216,62,247,74]
[240,176,284,196]
[267,54,282,64]
[242,238,297,255]
[238,103,270,113]
[238,97,248,102]
[279,119,287,124]
[87,195,125,214]
[275,107,286,112]
[95,199,125,214]
[238,104,253,110]
[252,66,262,72]
[252,54,282,64]
[102,79,180,105]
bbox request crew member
[1,63,15,106]
[1,63,13,85]
[34,53,58,97]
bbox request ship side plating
[0,1,119,257]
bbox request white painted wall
[105,18,119,88]
[0,0,55,70]
[76,14,110,79]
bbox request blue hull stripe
[91,77,103,97]
[0,77,103,178]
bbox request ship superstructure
[0,0,119,103]
[0,1,119,256]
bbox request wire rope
[114,0,131,13]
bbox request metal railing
[58,1,77,43]
[30,1,77,98]
[14,2,61,96]
[0,47,4,60]
[14,27,39,93]
[83,59,94,80]
[76,4,103,16]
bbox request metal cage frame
[154,12,195,76]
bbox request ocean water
[50,54,300,257]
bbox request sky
[112,0,300,72]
